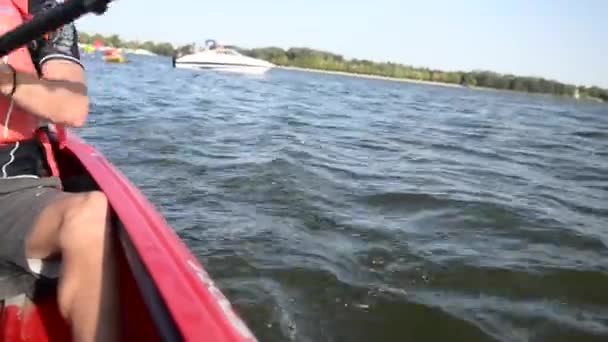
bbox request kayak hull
[0,130,256,342]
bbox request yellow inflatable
[103,54,127,63]
[103,48,127,63]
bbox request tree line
[78,33,607,102]
[240,47,607,101]
[79,32,175,57]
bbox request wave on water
[82,56,608,341]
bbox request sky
[78,0,608,88]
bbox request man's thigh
[0,177,70,275]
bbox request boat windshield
[216,48,240,56]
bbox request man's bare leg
[26,191,118,342]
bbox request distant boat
[132,49,157,56]
[78,43,95,54]
[175,39,274,74]
[103,48,127,63]
[123,48,158,56]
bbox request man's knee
[59,191,111,252]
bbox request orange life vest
[0,0,40,144]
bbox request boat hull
[0,130,256,342]
[175,62,272,75]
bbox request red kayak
[0,130,257,342]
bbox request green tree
[176,44,195,57]
[106,34,121,48]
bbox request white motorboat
[175,39,275,74]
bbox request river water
[81,55,607,342]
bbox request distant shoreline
[277,66,464,89]
[278,66,605,103]
[77,31,607,103]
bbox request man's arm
[0,0,89,128]
[0,60,89,127]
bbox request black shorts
[0,140,67,277]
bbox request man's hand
[13,0,90,127]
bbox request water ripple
[80,56,608,341]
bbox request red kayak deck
[0,131,256,342]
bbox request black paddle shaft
[0,0,112,57]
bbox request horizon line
[79,30,607,90]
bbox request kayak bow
[1,131,257,342]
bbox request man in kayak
[0,0,117,341]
